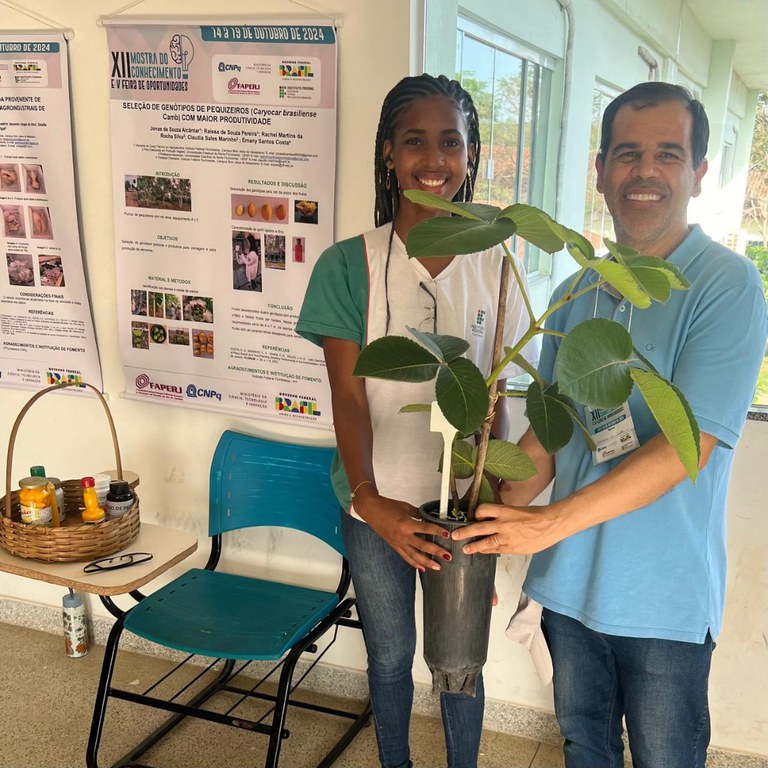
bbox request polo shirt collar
[665,224,709,275]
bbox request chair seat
[124,568,340,660]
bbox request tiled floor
[0,622,566,768]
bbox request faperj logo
[135,373,183,396]
[227,77,260,94]
[275,395,321,417]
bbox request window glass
[583,84,617,251]
[456,22,551,274]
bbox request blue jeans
[542,608,713,768]
[342,513,484,768]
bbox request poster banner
[107,20,336,428]
[0,33,103,393]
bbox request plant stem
[466,252,510,518]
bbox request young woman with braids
[296,74,535,768]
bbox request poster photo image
[2,205,25,238]
[30,206,53,239]
[231,194,289,224]
[131,321,149,349]
[125,174,192,212]
[7,253,35,286]
[294,199,318,224]
[131,289,148,316]
[232,230,262,292]
[39,254,65,287]
[0,163,20,192]
[23,164,45,193]
[264,234,286,270]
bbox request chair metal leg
[264,599,372,768]
[88,597,370,768]
[315,698,372,768]
[86,614,128,768]
[108,659,237,768]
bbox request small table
[0,522,198,614]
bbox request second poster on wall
[107,19,336,428]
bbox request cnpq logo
[218,62,241,72]
[186,384,222,401]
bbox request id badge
[586,403,639,464]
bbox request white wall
[0,0,766,757]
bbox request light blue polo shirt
[524,226,768,642]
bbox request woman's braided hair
[373,74,481,227]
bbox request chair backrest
[209,430,345,556]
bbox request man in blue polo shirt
[454,82,768,767]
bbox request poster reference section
[0,34,102,393]
[108,21,336,428]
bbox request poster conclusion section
[0,34,102,393]
[108,22,336,428]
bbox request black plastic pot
[419,499,497,697]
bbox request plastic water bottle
[62,589,89,657]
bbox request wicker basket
[2,382,140,562]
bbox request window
[455,18,552,275]
[583,83,619,251]
[719,140,734,188]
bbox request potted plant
[353,190,700,695]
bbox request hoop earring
[464,168,474,201]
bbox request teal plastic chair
[86,430,371,768]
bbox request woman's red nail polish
[442,553,451,561]
[441,530,450,538]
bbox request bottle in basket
[30,465,64,524]
[18,477,53,526]
[62,589,89,657]
[93,473,111,508]
[80,477,105,524]
[106,480,134,519]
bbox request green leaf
[630,369,700,482]
[354,336,439,382]
[477,474,496,504]
[590,259,652,309]
[632,347,659,375]
[627,265,672,303]
[609,243,691,291]
[407,327,469,362]
[483,439,538,481]
[399,403,431,414]
[555,319,636,408]
[451,439,476,479]
[435,357,489,435]
[622,255,690,294]
[526,380,575,454]
[497,204,565,253]
[461,202,507,221]
[545,220,595,264]
[407,216,518,257]
[403,190,495,220]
